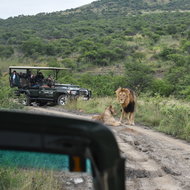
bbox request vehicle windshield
[0,150,92,190]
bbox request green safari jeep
[9,66,91,106]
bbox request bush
[0,78,23,109]
[58,72,126,97]
[151,79,174,96]
[180,86,190,100]
[159,47,177,60]
[124,59,154,94]
[0,46,14,58]
[78,73,126,97]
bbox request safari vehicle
[9,66,91,106]
[0,110,125,190]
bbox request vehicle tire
[20,94,31,106]
[57,95,68,105]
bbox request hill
[0,0,190,98]
[72,0,190,16]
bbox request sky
[0,0,96,19]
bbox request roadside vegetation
[0,150,69,190]
[65,96,190,142]
[0,72,23,110]
[0,167,63,190]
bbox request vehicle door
[39,86,55,99]
[28,87,40,98]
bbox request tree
[124,59,153,93]
[0,45,14,58]
[182,41,190,54]
[21,38,45,56]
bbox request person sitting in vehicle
[19,72,29,87]
[29,74,36,87]
[35,72,44,85]
[10,70,20,87]
[46,75,54,87]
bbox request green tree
[21,38,45,56]
[0,45,14,58]
[182,41,190,54]
[124,59,153,93]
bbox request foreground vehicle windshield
[0,110,125,190]
[0,149,92,190]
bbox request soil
[28,106,190,190]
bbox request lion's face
[116,88,130,104]
[108,105,117,115]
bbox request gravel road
[29,106,190,190]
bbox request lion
[92,105,121,126]
[115,87,136,125]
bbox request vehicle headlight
[70,90,78,95]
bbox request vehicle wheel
[57,95,68,105]
[20,94,31,106]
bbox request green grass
[65,96,121,115]
[68,95,190,142]
[0,150,69,190]
[158,104,190,140]
[0,75,23,110]
[0,167,63,190]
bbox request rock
[73,177,84,184]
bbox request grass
[0,150,70,190]
[158,104,190,140]
[65,96,121,115]
[0,167,63,190]
[135,96,190,141]
[67,95,190,142]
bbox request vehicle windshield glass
[0,150,92,190]
[0,150,69,170]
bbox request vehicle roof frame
[9,66,70,80]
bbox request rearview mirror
[0,110,125,190]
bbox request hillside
[0,0,190,98]
[70,0,190,16]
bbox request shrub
[0,78,23,109]
[0,46,14,58]
[180,86,190,100]
[124,59,154,94]
[151,79,174,96]
[158,105,190,141]
[77,73,126,97]
[159,47,177,60]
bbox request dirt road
[29,107,190,190]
